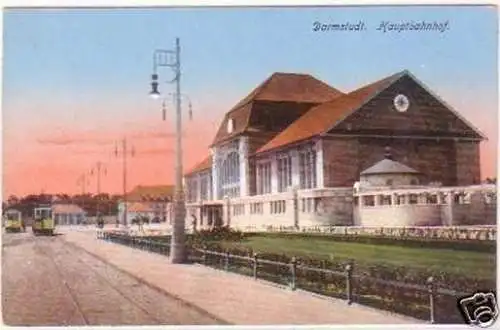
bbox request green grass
[219,235,496,280]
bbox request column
[271,155,278,193]
[315,140,324,188]
[391,193,396,206]
[196,174,202,202]
[239,137,248,197]
[291,149,300,188]
[210,147,218,200]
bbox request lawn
[219,235,496,280]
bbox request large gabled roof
[185,155,212,176]
[257,71,404,153]
[211,72,344,146]
[256,69,486,154]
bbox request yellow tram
[32,206,55,236]
[3,209,23,233]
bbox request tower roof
[361,158,419,176]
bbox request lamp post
[149,38,187,264]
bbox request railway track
[28,234,222,325]
[33,236,167,324]
[32,236,90,325]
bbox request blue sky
[2,5,498,195]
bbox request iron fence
[97,231,474,324]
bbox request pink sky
[3,109,497,198]
[2,113,220,197]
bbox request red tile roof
[185,155,212,176]
[127,185,174,202]
[256,71,406,154]
[127,202,154,213]
[52,204,86,214]
[211,72,344,146]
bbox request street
[1,230,222,326]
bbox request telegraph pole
[90,161,106,218]
[115,138,134,227]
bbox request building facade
[52,204,87,225]
[117,185,174,225]
[184,70,494,230]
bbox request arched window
[217,151,240,198]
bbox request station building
[184,70,496,230]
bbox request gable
[210,72,344,147]
[329,73,484,140]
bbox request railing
[191,247,469,324]
[96,230,475,324]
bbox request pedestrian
[191,214,197,233]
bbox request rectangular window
[256,161,272,195]
[426,194,438,204]
[363,195,375,206]
[200,175,209,201]
[250,202,263,214]
[299,148,317,189]
[380,195,392,206]
[395,195,405,205]
[232,204,245,216]
[277,155,292,193]
[270,200,286,214]
[409,194,419,204]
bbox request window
[256,161,272,195]
[250,202,263,214]
[200,174,210,201]
[277,154,292,193]
[187,178,198,203]
[409,194,419,204]
[301,198,317,212]
[379,195,392,205]
[426,194,438,204]
[232,204,245,216]
[363,195,375,206]
[386,179,393,186]
[217,147,240,199]
[395,195,405,205]
[270,200,286,214]
[299,148,317,189]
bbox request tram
[3,209,23,233]
[32,206,55,236]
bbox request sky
[2,5,498,197]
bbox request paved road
[1,231,223,326]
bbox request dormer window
[227,118,234,133]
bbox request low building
[52,204,87,225]
[353,149,497,226]
[117,185,174,225]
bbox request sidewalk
[62,231,424,325]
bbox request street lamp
[160,93,193,121]
[149,38,187,264]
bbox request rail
[97,230,475,324]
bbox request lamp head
[149,74,160,99]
